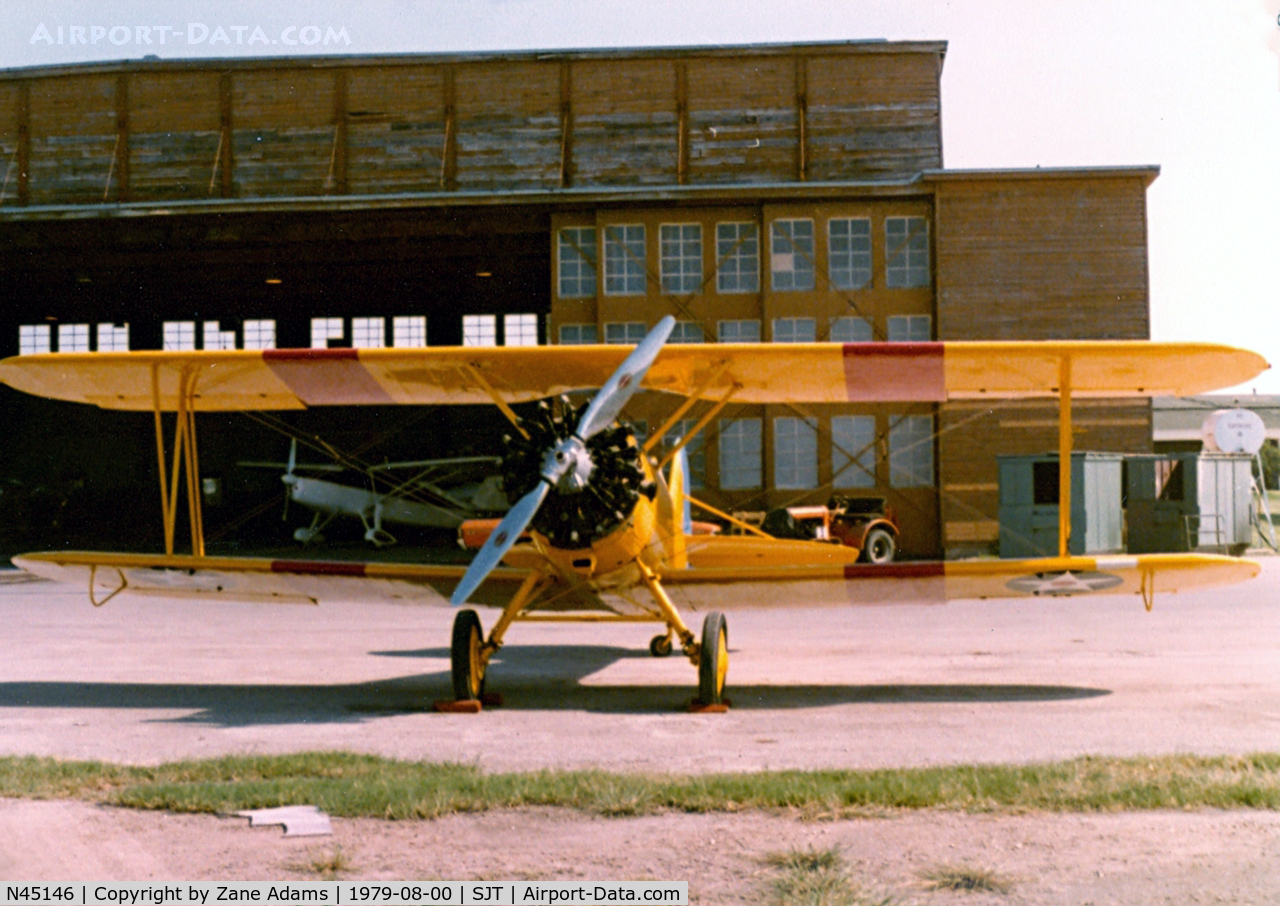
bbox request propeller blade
[451,480,549,605]
[574,315,675,441]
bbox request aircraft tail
[654,445,690,569]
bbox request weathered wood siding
[129,72,222,200]
[27,74,118,205]
[806,53,942,182]
[573,58,678,186]
[930,171,1156,554]
[931,172,1154,340]
[0,42,943,206]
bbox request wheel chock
[686,698,731,713]
[433,699,483,713]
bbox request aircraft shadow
[0,643,1108,725]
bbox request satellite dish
[1202,409,1267,455]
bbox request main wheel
[860,527,897,564]
[697,611,728,705]
[451,609,486,701]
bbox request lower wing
[13,548,1258,613]
[660,551,1259,610]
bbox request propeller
[451,315,675,605]
[281,438,299,521]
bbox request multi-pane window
[886,216,930,288]
[718,418,762,490]
[19,325,50,355]
[770,219,815,291]
[504,313,538,346]
[603,224,646,295]
[559,323,598,345]
[716,222,759,293]
[462,314,497,347]
[830,316,873,343]
[886,314,932,342]
[660,223,702,294]
[664,418,706,490]
[832,415,877,488]
[558,226,597,298]
[889,414,934,488]
[829,217,872,290]
[163,321,195,351]
[774,417,818,489]
[392,316,427,348]
[605,322,647,344]
[310,317,344,349]
[201,321,234,351]
[717,319,761,343]
[243,319,276,350]
[772,317,816,343]
[352,317,386,348]
[669,321,705,343]
[97,323,130,352]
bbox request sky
[3,0,1279,394]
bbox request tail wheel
[649,634,674,658]
[697,611,728,705]
[860,527,897,564]
[451,609,486,701]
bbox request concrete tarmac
[0,556,1277,772]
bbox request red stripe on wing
[842,342,945,402]
[843,562,946,580]
[271,560,369,576]
[263,348,395,405]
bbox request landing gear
[649,633,673,657]
[697,611,728,706]
[450,609,486,701]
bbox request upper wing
[0,341,1267,412]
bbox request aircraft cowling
[536,490,660,578]
[500,399,653,550]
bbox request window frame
[828,216,873,290]
[557,226,598,299]
[715,221,760,294]
[659,222,703,295]
[770,218,816,292]
[718,417,763,490]
[558,323,598,345]
[885,216,930,289]
[772,317,816,343]
[831,414,877,489]
[462,314,498,347]
[603,223,647,296]
[773,416,819,490]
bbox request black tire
[649,634,673,658]
[860,527,897,564]
[697,611,728,705]
[451,609,486,701]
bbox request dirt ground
[4,560,1280,900]
[3,798,1280,904]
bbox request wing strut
[1058,354,1072,559]
[151,363,206,557]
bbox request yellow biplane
[0,317,1268,709]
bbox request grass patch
[2,752,1280,819]
[293,845,355,879]
[763,847,895,906]
[921,864,1011,893]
